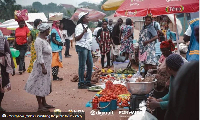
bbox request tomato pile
[100,80,130,96]
[100,75,115,81]
[92,96,99,103]
[117,97,130,107]
[96,80,131,107]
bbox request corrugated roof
[27,13,48,22]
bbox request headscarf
[52,20,61,37]
[160,40,175,51]
[166,54,184,71]
[37,23,50,32]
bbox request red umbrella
[115,0,199,54]
[70,8,106,22]
[115,0,199,17]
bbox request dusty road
[2,45,131,120]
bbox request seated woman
[148,40,175,92]
[147,54,184,111]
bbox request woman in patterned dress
[138,14,158,75]
[27,19,42,73]
[24,23,54,112]
[120,18,134,60]
[96,20,114,73]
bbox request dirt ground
[2,44,133,120]
[2,29,186,120]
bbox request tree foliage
[0,0,22,20]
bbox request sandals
[37,108,50,113]
[53,77,63,81]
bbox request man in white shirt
[75,12,93,89]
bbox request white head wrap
[37,23,50,32]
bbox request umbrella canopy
[115,0,199,17]
[70,8,106,22]
[0,19,33,30]
[101,0,125,11]
[61,18,76,36]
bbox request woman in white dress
[24,23,54,112]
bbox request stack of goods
[71,69,101,83]
[116,68,136,74]
[14,9,28,21]
[99,80,131,107]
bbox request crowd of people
[0,11,198,119]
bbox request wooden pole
[174,14,180,54]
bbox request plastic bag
[14,9,28,21]
[141,111,157,120]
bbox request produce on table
[116,68,136,74]
[88,86,103,91]
[92,96,99,103]
[126,74,133,78]
[98,80,131,107]
[71,69,101,83]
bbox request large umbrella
[70,8,106,22]
[115,0,199,17]
[0,19,33,30]
[101,0,125,11]
[61,18,76,36]
[115,0,199,54]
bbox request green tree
[0,0,22,20]
[32,2,43,12]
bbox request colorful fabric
[37,23,50,32]
[50,29,63,52]
[186,18,199,61]
[138,24,157,65]
[52,21,61,37]
[51,52,63,68]
[0,40,14,93]
[160,40,175,51]
[120,25,134,53]
[15,27,30,45]
[27,29,39,73]
[96,28,112,55]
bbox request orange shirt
[15,27,30,45]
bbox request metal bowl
[126,80,156,95]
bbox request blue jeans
[76,45,93,86]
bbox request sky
[16,0,103,7]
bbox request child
[96,20,114,73]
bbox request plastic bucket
[10,48,20,57]
[111,100,117,110]
[92,102,98,110]
[99,102,111,112]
